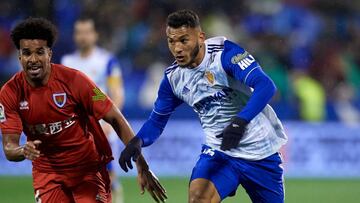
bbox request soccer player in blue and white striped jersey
[120,10,287,203]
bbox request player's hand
[119,136,142,172]
[136,155,167,203]
[219,117,248,151]
[23,140,42,160]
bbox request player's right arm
[2,133,25,161]
[119,74,183,170]
[0,84,41,161]
[2,133,41,161]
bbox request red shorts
[32,167,111,203]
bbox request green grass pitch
[0,176,359,203]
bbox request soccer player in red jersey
[0,17,167,203]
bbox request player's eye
[168,39,174,45]
[37,50,45,55]
[181,38,188,44]
[21,50,30,56]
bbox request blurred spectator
[61,17,125,203]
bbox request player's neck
[190,43,206,68]
[79,47,95,58]
[25,65,52,87]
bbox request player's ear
[48,48,52,61]
[198,31,205,44]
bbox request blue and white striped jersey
[140,36,287,160]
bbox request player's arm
[102,104,135,144]
[2,133,25,161]
[220,40,276,150]
[119,74,183,170]
[2,133,42,161]
[0,87,41,161]
[103,104,167,202]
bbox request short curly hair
[10,17,58,49]
[166,9,201,29]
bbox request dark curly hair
[166,9,200,29]
[10,17,58,49]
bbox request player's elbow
[3,147,24,162]
[267,77,277,98]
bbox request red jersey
[0,64,113,173]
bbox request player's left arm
[106,57,125,109]
[220,40,276,150]
[74,71,167,202]
[103,103,167,202]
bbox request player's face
[166,26,205,68]
[18,39,52,86]
[74,20,98,51]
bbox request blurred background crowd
[1,0,360,122]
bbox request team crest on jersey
[205,71,215,85]
[53,93,67,108]
[0,103,6,122]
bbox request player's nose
[174,43,183,53]
[28,53,38,63]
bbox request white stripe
[244,66,258,84]
[153,110,173,116]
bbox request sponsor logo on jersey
[19,100,29,110]
[92,88,106,101]
[231,51,248,64]
[0,103,6,122]
[231,51,256,70]
[204,71,215,85]
[53,93,67,108]
[26,115,76,135]
[194,87,234,114]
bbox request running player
[120,9,287,203]
[0,17,166,203]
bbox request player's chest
[174,61,230,105]
[19,86,77,125]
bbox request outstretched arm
[119,75,183,170]
[103,104,167,202]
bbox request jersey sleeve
[0,84,23,134]
[73,71,113,120]
[137,74,183,147]
[106,57,122,78]
[221,40,276,121]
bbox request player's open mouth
[27,66,42,75]
[176,56,185,62]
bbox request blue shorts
[190,145,284,202]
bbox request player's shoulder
[164,61,179,76]
[0,72,24,102]
[1,72,23,92]
[52,63,84,82]
[205,36,227,47]
[221,39,248,66]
